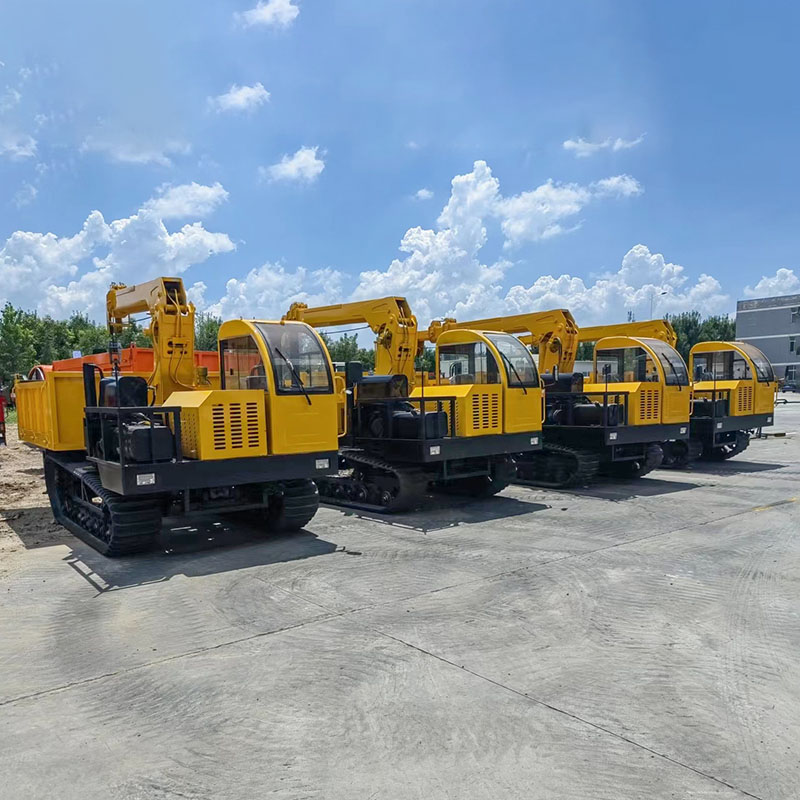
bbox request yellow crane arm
[107,277,196,402]
[423,309,579,375]
[283,298,419,385]
[574,320,677,348]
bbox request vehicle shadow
[684,460,789,476]
[2,505,339,592]
[558,476,703,502]
[0,504,74,549]
[326,493,549,534]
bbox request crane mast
[106,277,197,403]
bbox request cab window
[256,323,333,394]
[484,333,540,387]
[220,336,267,390]
[438,342,500,385]
[693,351,751,381]
[595,347,660,383]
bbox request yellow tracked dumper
[15,278,341,556]
[426,313,692,486]
[283,298,544,511]
[689,341,777,459]
[571,320,777,463]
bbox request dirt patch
[0,425,71,574]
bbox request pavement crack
[0,610,345,708]
[369,626,766,800]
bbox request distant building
[736,293,800,380]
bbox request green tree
[698,314,735,343]
[320,332,376,370]
[415,346,435,374]
[666,311,735,361]
[666,311,702,361]
[0,304,37,383]
[575,341,595,361]
[195,313,222,351]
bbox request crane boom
[518,318,678,371]
[423,309,579,375]
[574,320,677,348]
[106,277,196,402]
[283,298,419,385]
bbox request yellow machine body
[216,319,341,455]
[165,389,267,460]
[586,336,691,426]
[690,341,777,417]
[17,293,342,461]
[412,329,544,437]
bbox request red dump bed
[51,345,219,373]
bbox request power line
[319,325,372,336]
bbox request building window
[791,337,797,354]
[792,307,800,323]
[787,366,798,381]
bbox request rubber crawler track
[513,443,600,489]
[45,457,162,557]
[317,449,429,513]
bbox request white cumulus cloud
[237,0,299,28]
[12,181,38,208]
[208,82,270,113]
[0,130,37,160]
[261,145,325,183]
[345,162,721,325]
[200,160,656,325]
[1,182,235,318]
[563,134,645,158]
[744,268,800,298]
[204,263,344,320]
[414,188,433,200]
[80,136,191,167]
[144,182,229,219]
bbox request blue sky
[2,0,799,325]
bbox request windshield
[641,338,690,386]
[736,342,775,382]
[255,323,333,394]
[595,346,660,384]
[438,341,500,385]
[484,333,539,387]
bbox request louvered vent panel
[638,388,661,421]
[736,385,754,413]
[212,404,227,450]
[470,393,501,431]
[246,402,261,448]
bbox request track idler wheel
[605,443,664,479]
[267,480,320,531]
[661,439,703,469]
[705,431,750,461]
